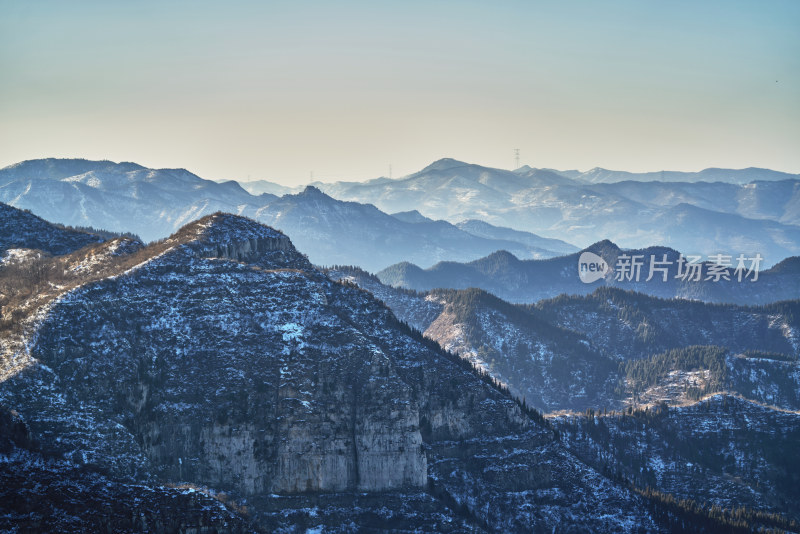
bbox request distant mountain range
[249,187,576,271]
[0,159,575,272]
[554,165,800,185]
[239,179,298,197]
[0,158,263,247]
[377,240,800,305]
[310,158,800,266]
[4,156,800,271]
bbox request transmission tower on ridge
[514,149,520,169]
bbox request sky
[1,0,798,185]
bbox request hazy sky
[1,1,798,184]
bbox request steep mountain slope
[420,288,619,412]
[534,288,800,362]
[331,268,800,412]
[334,267,620,412]
[378,241,800,305]
[0,202,102,256]
[552,395,800,528]
[327,268,800,527]
[0,213,657,532]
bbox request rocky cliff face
[0,405,254,533]
[17,214,426,496]
[0,212,658,531]
[171,212,297,262]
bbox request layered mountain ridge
[0,159,577,271]
[313,158,800,265]
[331,266,800,412]
[5,157,800,271]
[377,241,800,305]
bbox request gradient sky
[1,0,798,184]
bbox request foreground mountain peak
[177,212,286,243]
[167,212,306,268]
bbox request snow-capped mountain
[0,159,577,271]
[5,156,800,269]
[0,159,266,242]
[313,158,800,266]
